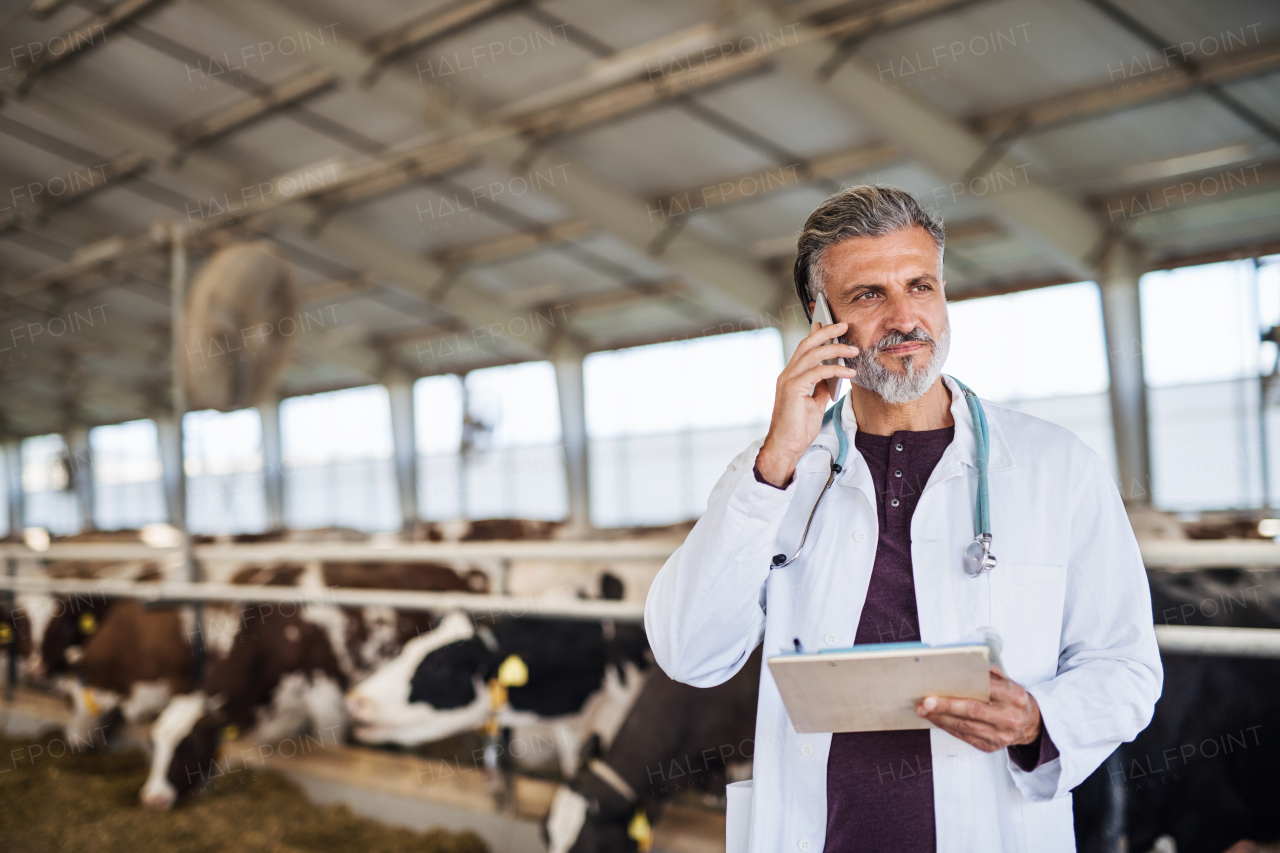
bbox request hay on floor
[0,733,488,853]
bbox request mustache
[841,328,936,354]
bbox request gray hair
[792,185,945,320]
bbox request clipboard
[767,642,991,733]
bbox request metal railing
[2,539,1279,646]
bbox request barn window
[280,385,399,532]
[184,409,269,534]
[585,328,783,527]
[947,281,1116,479]
[90,419,166,531]
[461,361,567,521]
[1141,256,1278,510]
[414,374,465,520]
[20,434,80,535]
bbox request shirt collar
[813,375,1014,477]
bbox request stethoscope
[770,376,995,577]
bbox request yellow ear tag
[222,725,239,742]
[496,654,528,688]
[627,806,652,852]
[78,612,97,635]
[0,624,12,644]
[82,687,100,717]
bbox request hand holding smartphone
[811,291,847,400]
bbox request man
[644,185,1161,852]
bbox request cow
[139,559,490,808]
[543,647,761,853]
[321,560,488,678]
[61,598,194,747]
[48,566,219,744]
[347,608,651,780]
[1074,567,1280,853]
[412,518,565,542]
[0,598,33,689]
[139,600,348,808]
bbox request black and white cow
[1074,567,1280,853]
[347,609,651,779]
[544,646,761,853]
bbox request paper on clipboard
[767,642,991,733]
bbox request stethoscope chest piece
[963,535,997,577]
[952,376,996,579]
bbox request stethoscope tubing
[770,377,992,574]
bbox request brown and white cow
[139,559,486,808]
[62,598,194,747]
[139,599,348,808]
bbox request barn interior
[0,0,1279,850]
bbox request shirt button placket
[889,436,906,512]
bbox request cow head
[545,769,647,853]
[140,693,221,809]
[347,610,497,745]
[39,596,112,678]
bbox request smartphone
[812,291,846,400]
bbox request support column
[156,417,187,528]
[257,397,285,530]
[65,428,94,531]
[1099,243,1152,506]
[553,342,592,531]
[2,439,23,536]
[387,378,419,532]
[168,225,203,680]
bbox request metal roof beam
[364,0,527,74]
[189,0,775,318]
[1091,161,1280,227]
[431,217,595,269]
[971,37,1280,139]
[15,0,172,94]
[172,68,337,155]
[489,0,974,138]
[646,140,901,220]
[10,85,553,366]
[770,12,1106,279]
[427,140,897,273]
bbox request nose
[346,692,375,722]
[881,290,921,337]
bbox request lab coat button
[799,840,812,851]
[800,743,813,757]
[824,633,839,646]
[854,530,867,543]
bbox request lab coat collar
[814,375,1015,481]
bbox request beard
[843,317,950,405]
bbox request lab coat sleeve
[645,438,797,687]
[1009,447,1163,800]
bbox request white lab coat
[645,376,1162,852]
